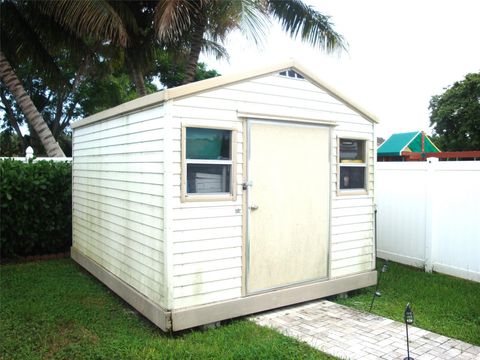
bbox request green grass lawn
[0,259,336,360]
[333,259,480,346]
[2,258,479,360]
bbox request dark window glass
[186,128,231,160]
[279,70,304,79]
[187,164,231,193]
[340,167,365,189]
[340,139,365,162]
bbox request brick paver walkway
[250,300,480,360]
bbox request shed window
[278,70,304,79]
[339,139,367,191]
[183,127,235,199]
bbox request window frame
[181,124,237,202]
[337,137,369,196]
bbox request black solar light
[381,261,389,273]
[404,303,414,360]
[369,260,389,311]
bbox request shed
[377,131,441,161]
[71,60,378,331]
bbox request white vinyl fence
[0,146,72,163]
[376,158,480,282]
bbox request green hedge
[0,159,71,258]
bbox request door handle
[249,205,259,210]
[242,181,252,190]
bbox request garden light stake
[404,302,415,360]
[369,260,389,312]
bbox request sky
[201,0,480,139]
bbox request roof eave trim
[400,131,422,155]
[291,62,379,124]
[378,152,402,157]
[425,135,442,152]
[72,61,300,129]
[72,58,379,129]
[72,91,167,129]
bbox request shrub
[0,159,71,258]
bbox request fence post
[424,157,438,272]
[25,146,34,163]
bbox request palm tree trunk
[0,51,65,157]
[126,59,147,97]
[132,66,147,97]
[183,21,206,85]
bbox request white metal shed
[71,60,378,331]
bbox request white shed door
[247,121,330,294]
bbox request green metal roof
[378,131,441,156]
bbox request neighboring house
[70,60,378,332]
[377,131,441,161]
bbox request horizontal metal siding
[330,195,375,278]
[330,127,375,278]
[169,113,243,308]
[169,73,375,308]
[72,107,166,307]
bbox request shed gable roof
[378,131,441,156]
[73,59,379,129]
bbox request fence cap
[25,146,34,159]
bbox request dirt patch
[0,252,70,265]
[45,322,99,359]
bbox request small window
[339,139,367,191]
[279,69,304,79]
[183,127,235,200]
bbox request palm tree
[155,0,346,84]
[0,0,127,156]
[109,1,229,94]
[0,52,65,157]
[1,0,346,156]
[266,0,345,52]
[154,0,266,84]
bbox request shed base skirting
[71,248,171,330]
[72,247,377,332]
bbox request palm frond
[31,0,128,47]
[201,38,229,61]
[267,0,347,53]
[155,0,199,43]
[206,0,269,46]
[21,4,93,68]
[235,0,269,47]
[0,1,65,86]
[108,1,141,36]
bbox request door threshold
[246,275,329,296]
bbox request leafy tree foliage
[429,73,480,151]
[0,132,22,157]
[0,0,129,157]
[0,55,219,156]
[157,52,220,88]
[1,0,344,156]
